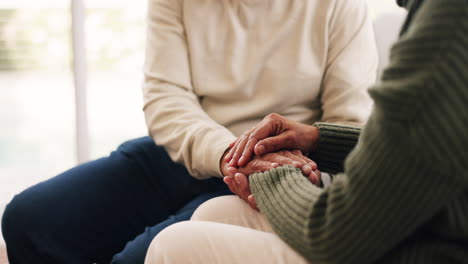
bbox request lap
[191,195,273,233]
[144,221,309,264]
[144,196,308,264]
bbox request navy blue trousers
[1,137,231,264]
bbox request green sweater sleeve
[250,0,468,263]
[308,123,361,174]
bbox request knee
[144,222,194,264]
[115,137,175,166]
[116,137,158,156]
[1,194,34,245]
[191,195,242,221]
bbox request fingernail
[292,161,301,167]
[248,195,254,201]
[223,176,229,183]
[256,145,265,154]
[238,156,245,165]
[311,172,318,184]
[272,162,279,168]
[302,165,311,174]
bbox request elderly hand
[224,113,320,168]
[222,150,321,210]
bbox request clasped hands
[220,114,321,210]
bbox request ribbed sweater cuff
[250,165,321,260]
[309,123,361,174]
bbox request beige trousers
[144,195,309,264]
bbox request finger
[234,173,251,200]
[227,140,241,166]
[224,150,232,162]
[236,159,278,175]
[248,195,258,211]
[280,151,310,172]
[238,137,258,167]
[246,119,279,156]
[224,146,235,163]
[229,139,237,149]
[262,152,295,167]
[230,174,250,204]
[248,194,256,205]
[234,116,278,160]
[255,133,295,155]
[308,169,321,185]
[288,150,317,175]
[227,166,237,177]
[229,136,249,167]
[225,176,244,198]
[226,135,248,164]
[286,150,314,172]
[308,160,318,171]
[223,176,238,195]
[294,150,317,170]
[312,169,321,186]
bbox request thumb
[254,134,294,155]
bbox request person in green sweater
[144,0,468,263]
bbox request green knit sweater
[249,0,468,263]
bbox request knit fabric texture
[308,123,360,174]
[249,0,468,263]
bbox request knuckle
[266,113,275,120]
[269,113,281,119]
[285,133,294,141]
[266,113,281,123]
[285,135,296,145]
[247,134,258,142]
[251,160,259,169]
[292,149,301,155]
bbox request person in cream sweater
[1,0,377,263]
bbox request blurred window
[0,0,147,207]
[84,0,147,159]
[0,1,75,203]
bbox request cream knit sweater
[142,0,378,179]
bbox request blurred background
[0,0,148,209]
[0,0,404,241]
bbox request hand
[225,169,322,211]
[224,113,320,167]
[223,150,321,210]
[233,150,319,182]
[224,173,259,211]
[221,149,319,182]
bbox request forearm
[250,115,462,263]
[144,80,235,178]
[143,0,236,178]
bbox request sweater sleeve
[319,0,377,125]
[143,0,236,179]
[309,123,361,174]
[250,0,468,263]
